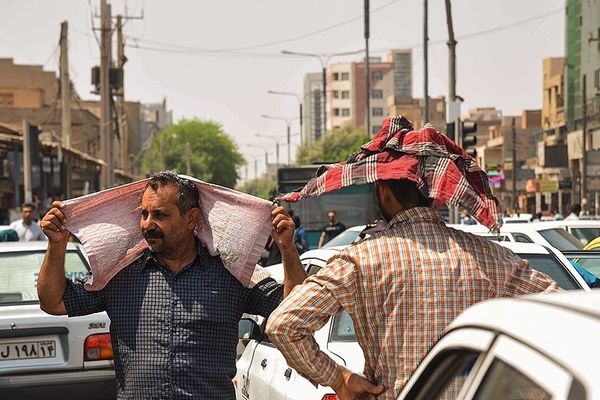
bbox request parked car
[0,241,115,400]
[450,222,584,251]
[234,240,588,400]
[396,290,600,399]
[539,220,600,246]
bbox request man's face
[328,213,336,223]
[21,206,34,224]
[139,185,191,256]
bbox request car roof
[496,241,551,254]
[448,290,600,383]
[543,220,600,228]
[0,241,79,252]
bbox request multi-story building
[302,48,412,140]
[387,96,446,130]
[565,0,600,211]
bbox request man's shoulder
[9,220,21,228]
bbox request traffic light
[461,120,478,158]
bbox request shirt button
[172,299,177,306]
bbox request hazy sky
[1,0,565,178]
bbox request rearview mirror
[238,317,263,342]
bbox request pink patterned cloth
[62,176,274,291]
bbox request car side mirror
[238,317,264,342]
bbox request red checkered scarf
[277,116,502,231]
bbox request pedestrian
[318,210,346,248]
[292,215,309,253]
[565,203,581,220]
[266,116,560,400]
[10,202,46,241]
[37,171,306,399]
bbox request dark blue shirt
[64,245,283,399]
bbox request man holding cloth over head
[266,116,560,400]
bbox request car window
[0,250,88,304]
[329,310,356,341]
[520,253,580,290]
[513,233,534,243]
[566,255,600,278]
[473,358,550,400]
[322,229,361,248]
[538,229,583,250]
[570,227,600,246]
[403,349,481,400]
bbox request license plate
[0,340,56,360]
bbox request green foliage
[296,123,370,164]
[140,119,245,188]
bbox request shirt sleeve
[63,278,106,316]
[244,277,283,318]
[502,258,562,296]
[265,253,357,387]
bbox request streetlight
[267,90,304,147]
[281,49,363,139]
[261,114,298,166]
[255,133,284,166]
[246,144,271,179]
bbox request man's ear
[187,208,201,230]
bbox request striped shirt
[266,207,560,399]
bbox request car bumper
[0,368,116,400]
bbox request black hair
[21,202,35,210]
[378,179,433,208]
[146,171,200,214]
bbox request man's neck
[157,239,197,274]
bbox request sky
[1,0,565,179]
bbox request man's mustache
[143,230,164,239]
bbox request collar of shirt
[386,206,444,229]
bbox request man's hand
[271,206,295,250]
[40,201,69,244]
[332,369,385,400]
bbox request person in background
[292,216,309,254]
[318,210,346,248]
[530,212,543,222]
[565,203,581,220]
[10,202,46,241]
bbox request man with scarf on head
[266,116,560,400]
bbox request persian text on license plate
[0,340,56,360]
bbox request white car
[0,241,115,399]
[450,222,584,251]
[397,290,600,399]
[539,219,600,246]
[234,240,588,400]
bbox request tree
[141,119,244,188]
[296,123,370,164]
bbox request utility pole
[364,0,371,136]
[22,120,33,203]
[59,21,72,198]
[423,0,429,124]
[581,74,587,205]
[444,0,458,223]
[116,15,128,173]
[99,0,113,189]
[512,117,517,209]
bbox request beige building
[387,96,446,131]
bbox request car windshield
[0,249,89,304]
[569,227,600,246]
[519,253,580,290]
[538,228,583,250]
[322,229,363,248]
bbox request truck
[276,165,380,249]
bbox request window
[372,71,383,80]
[333,72,339,81]
[372,125,380,134]
[341,90,350,99]
[519,254,580,290]
[371,89,383,99]
[341,72,349,81]
[341,108,350,117]
[372,107,384,117]
[329,310,356,341]
[333,108,340,117]
[474,359,550,400]
[332,90,339,99]
[538,228,583,250]
[0,249,89,304]
[512,233,533,243]
[403,349,481,399]
[0,93,14,107]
